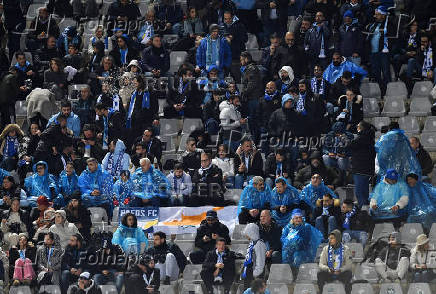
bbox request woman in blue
[113,170,136,207]
[55,162,79,208]
[237,176,272,224]
[300,174,337,211]
[24,161,58,207]
[112,212,148,255]
[281,209,323,270]
[270,177,310,227]
[405,173,436,230]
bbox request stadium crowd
[0,0,435,293]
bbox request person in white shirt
[410,234,436,283]
[212,144,235,189]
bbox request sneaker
[12,280,20,287]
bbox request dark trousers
[200,270,232,293]
[238,209,260,224]
[189,248,207,264]
[370,52,391,95]
[317,270,352,293]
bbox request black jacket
[141,46,170,75]
[67,280,102,294]
[203,98,223,122]
[257,93,282,130]
[265,153,293,181]
[339,206,372,232]
[313,203,342,225]
[109,47,139,68]
[233,151,263,177]
[125,267,160,294]
[335,23,363,57]
[222,19,248,60]
[61,244,88,271]
[294,161,341,189]
[96,111,126,144]
[191,164,224,199]
[241,62,264,101]
[2,208,30,234]
[65,206,92,240]
[182,150,202,174]
[377,245,410,270]
[415,146,433,176]
[201,248,235,283]
[274,44,304,78]
[146,242,187,272]
[350,128,375,176]
[131,137,162,162]
[257,221,282,252]
[194,220,231,253]
[268,107,298,138]
[0,72,19,106]
[107,0,141,20]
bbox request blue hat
[375,5,387,15]
[281,94,293,107]
[291,208,303,219]
[385,169,399,181]
[343,10,353,18]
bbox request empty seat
[422,117,436,133]
[182,118,204,134]
[245,33,258,50]
[177,233,196,241]
[353,264,379,283]
[420,132,436,152]
[158,284,177,294]
[160,135,178,153]
[182,264,202,281]
[322,283,346,294]
[385,81,408,98]
[268,284,289,294]
[248,49,262,62]
[83,19,100,34]
[15,101,27,118]
[112,207,119,224]
[296,263,318,283]
[360,82,381,99]
[98,285,117,294]
[372,116,391,131]
[372,223,395,241]
[88,207,108,224]
[181,284,204,294]
[178,134,192,152]
[26,4,45,19]
[381,97,405,117]
[267,264,293,284]
[400,223,423,245]
[232,224,248,241]
[175,241,194,257]
[363,98,380,118]
[293,284,317,294]
[351,283,374,294]
[348,243,364,262]
[407,283,431,294]
[230,243,247,256]
[38,285,61,294]
[160,119,181,136]
[411,81,433,98]
[169,51,187,73]
[398,116,420,133]
[409,98,432,117]
[10,286,32,294]
[224,189,242,203]
[379,283,403,294]
[429,223,436,241]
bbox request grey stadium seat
[381,97,405,117]
[88,207,108,224]
[230,243,247,256]
[353,264,379,283]
[174,241,194,257]
[360,82,381,99]
[409,98,432,117]
[159,284,177,294]
[39,285,61,294]
[322,283,346,294]
[267,264,293,284]
[57,18,77,35]
[176,233,196,241]
[169,51,187,73]
[181,284,204,294]
[411,81,433,99]
[182,118,204,134]
[351,283,374,294]
[363,98,380,118]
[232,224,247,241]
[160,119,181,136]
[420,132,436,152]
[15,101,27,119]
[268,284,289,294]
[160,135,177,153]
[422,117,436,133]
[348,243,364,262]
[10,286,31,294]
[398,116,420,133]
[407,283,431,294]
[178,134,190,152]
[98,285,117,294]
[182,264,202,281]
[26,4,45,19]
[294,284,317,294]
[372,116,391,131]
[248,49,263,62]
[372,223,395,241]
[385,81,408,98]
[296,263,319,283]
[400,223,423,245]
[379,283,403,294]
[429,223,436,241]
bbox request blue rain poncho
[0,168,9,184]
[24,161,59,206]
[131,166,170,200]
[112,223,149,255]
[300,181,337,210]
[281,221,323,268]
[113,174,135,207]
[237,179,272,215]
[375,129,422,181]
[55,169,79,207]
[370,180,409,220]
[270,178,304,227]
[101,140,131,177]
[78,164,113,207]
[407,181,436,230]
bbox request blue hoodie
[78,164,113,207]
[102,140,131,177]
[24,161,59,206]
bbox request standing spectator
[304,11,331,71]
[241,223,267,289]
[340,199,371,247]
[36,232,63,285]
[335,10,363,60]
[107,0,141,22]
[47,0,73,17]
[1,198,29,249]
[154,0,184,35]
[261,34,281,80]
[95,103,125,150]
[0,67,20,130]
[190,210,231,264]
[203,89,225,135]
[73,86,95,128]
[234,138,264,189]
[49,210,79,249]
[392,21,420,80]
[10,234,36,285]
[112,213,148,255]
[257,81,281,135]
[109,34,139,68]
[124,255,160,294]
[181,137,203,176]
[141,35,170,78]
[14,51,36,100]
[257,210,282,264]
[237,176,272,224]
[64,192,92,241]
[409,137,433,179]
[47,100,81,138]
[223,10,248,79]
[57,27,81,57]
[407,34,435,86]
[61,234,88,294]
[0,124,26,171]
[219,95,247,152]
[323,52,367,85]
[200,237,235,294]
[317,230,352,293]
[410,234,436,283]
[275,32,304,78]
[166,163,193,206]
[313,194,341,240]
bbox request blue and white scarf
[342,205,357,230]
[311,77,325,96]
[226,90,240,99]
[241,241,255,279]
[120,48,128,65]
[126,90,150,128]
[15,61,30,72]
[276,162,283,176]
[422,46,433,77]
[178,78,189,94]
[295,94,306,114]
[206,36,220,69]
[107,152,124,177]
[216,249,225,278]
[327,244,344,270]
[407,33,417,48]
[264,90,278,101]
[173,174,184,195]
[4,136,19,158]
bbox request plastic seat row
[361,81,433,100]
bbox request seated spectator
[313,194,341,240]
[33,208,55,243]
[61,234,88,293]
[191,152,224,206]
[137,10,156,46]
[406,34,435,84]
[167,163,193,206]
[183,7,204,37]
[88,40,106,74]
[131,129,162,165]
[370,169,409,225]
[340,199,371,247]
[17,123,41,180]
[190,210,231,264]
[78,158,113,218]
[131,142,155,169]
[0,176,25,208]
[271,178,309,227]
[257,210,282,264]
[56,162,79,208]
[281,209,323,271]
[154,0,184,35]
[34,37,63,73]
[95,56,118,85]
[72,86,95,128]
[102,139,131,178]
[36,232,63,285]
[219,95,247,152]
[1,198,29,249]
[410,234,436,283]
[234,138,263,189]
[317,230,352,293]
[265,148,293,187]
[113,170,136,207]
[47,100,81,138]
[76,124,105,163]
[9,234,36,285]
[200,237,235,294]
[375,232,410,282]
[66,271,102,294]
[131,158,170,207]
[243,279,269,294]
[87,26,109,55]
[49,210,79,249]
[146,231,187,284]
[26,7,60,51]
[323,52,367,85]
[64,192,92,241]
[45,136,74,178]
[300,174,337,211]
[275,66,295,96]
[237,176,271,224]
[212,144,235,188]
[311,65,331,107]
[329,71,359,105]
[182,137,204,175]
[294,151,341,190]
[14,51,37,100]
[336,88,363,132]
[241,223,267,289]
[409,137,433,179]
[109,34,139,68]
[63,44,84,71]
[124,254,160,294]
[0,124,26,171]
[112,212,148,255]
[141,35,170,77]
[198,66,227,105]
[322,122,353,172]
[57,26,81,57]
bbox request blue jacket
[113,178,134,206]
[102,140,131,177]
[78,164,113,206]
[323,58,367,84]
[24,161,59,203]
[131,166,170,200]
[243,289,271,294]
[47,112,81,137]
[196,36,232,72]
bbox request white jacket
[220,104,242,131]
[243,223,266,278]
[49,221,79,249]
[212,157,235,178]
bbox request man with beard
[109,34,139,68]
[27,7,60,51]
[274,32,304,78]
[257,81,282,136]
[131,142,156,169]
[131,129,162,165]
[61,234,88,294]
[145,231,187,284]
[64,192,92,241]
[34,36,63,72]
[323,52,367,85]
[125,255,160,293]
[141,35,170,77]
